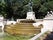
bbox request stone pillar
[26,12,35,20]
[0,15,4,35]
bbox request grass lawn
[3,33,34,40]
[2,31,51,40]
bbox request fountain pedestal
[26,12,35,20]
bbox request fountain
[26,0,35,20]
[17,0,36,23]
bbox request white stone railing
[29,30,48,40]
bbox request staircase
[4,23,42,35]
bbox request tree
[0,1,7,18]
[0,0,53,19]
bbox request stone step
[5,29,41,35]
[5,23,42,35]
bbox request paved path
[0,32,5,40]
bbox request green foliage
[32,0,40,4]
[4,34,31,40]
[0,0,53,19]
[39,5,47,12]
[0,2,7,18]
[47,1,53,10]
